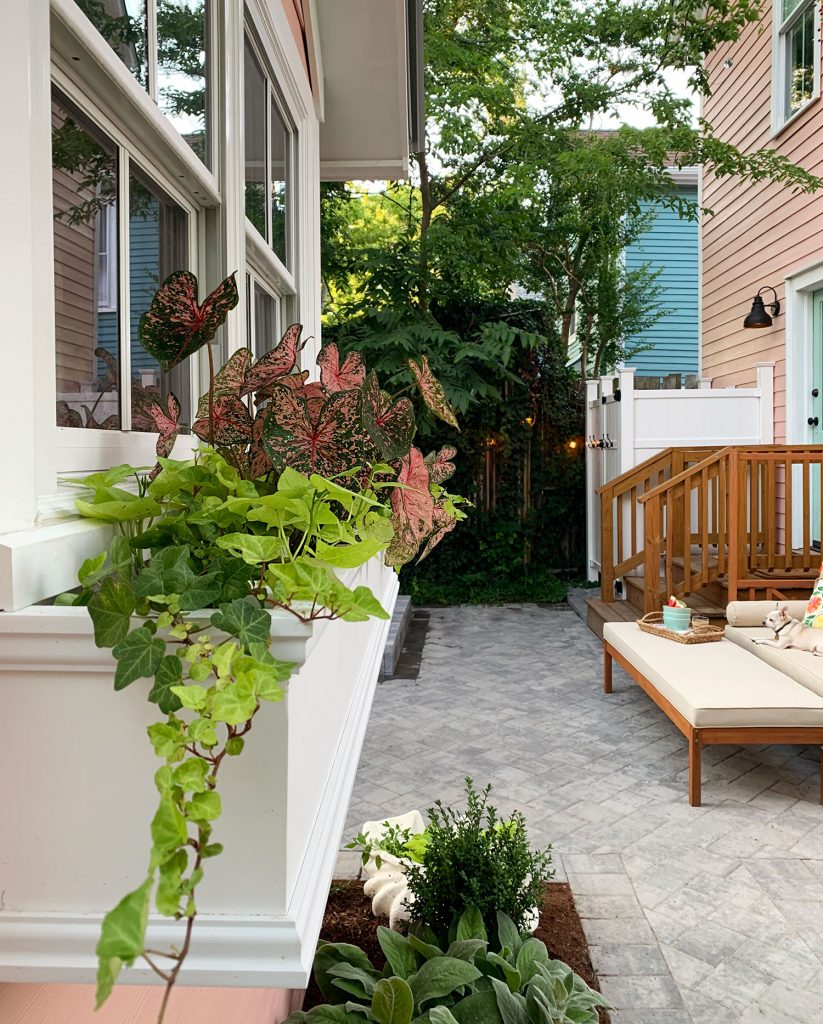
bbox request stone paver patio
[339,604,823,1024]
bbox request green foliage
[404,780,554,942]
[346,823,430,869]
[66,276,465,1023]
[285,907,609,1024]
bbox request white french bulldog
[755,605,823,656]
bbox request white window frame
[772,0,821,134]
[95,201,118,312]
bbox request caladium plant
[144,271,467,569]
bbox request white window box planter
[0,557,398,989]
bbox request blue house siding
[623,185,699,376]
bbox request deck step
[585,598,640,641]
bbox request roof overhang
[314,0,423,181]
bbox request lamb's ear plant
[286,906,610,1024]
[62,271,466,1023]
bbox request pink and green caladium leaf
[418,502,459,563]
[317,342,366,393]
[149,392,182,461]
[261,385,367,478]
[192,395,253,445]
[408,355,459,430]
[385,448,436,568]
[138,270,239,372]
[424,445,457,485]
[362,371,416,460]
[195,349,253,420]
[243,323,304,395]
[247,410,274,478]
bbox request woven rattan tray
[638,612,724,644]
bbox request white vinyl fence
[586,364,775,581]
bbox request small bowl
[662,605,692,632]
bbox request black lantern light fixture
[743,286,780,329]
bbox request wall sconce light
[743,286,780,328]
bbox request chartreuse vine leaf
[148,655,184,713]
[371,977,414,1024]
[189,790,222,822]
[170,683,207,710]
[315,537,385,569]
[78,551,107,587]
[216,533,287,564]
[211,679,257,725]
[147,720,186,760]
[88,577,135,648]
[151,794,188,858]
[76,495,162,523]
[173,757,209,793]
[188,717,218,747]
[112,627,166,691]
[95,878,152,1007]
[156,849,187,917]
[211,598,271,648]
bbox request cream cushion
[604,621,823,729]
[725,624,823,700]
[725,601,808,627]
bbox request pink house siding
[702,0,823,442]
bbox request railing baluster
[766,457,776,571]
[644,493,662,614]
[784,456,792,573]
[701,466,709,586]
[803,458,811,569]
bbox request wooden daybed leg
[689,729,702,807]
[604,645,613,694]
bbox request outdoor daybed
[603,601,823,806]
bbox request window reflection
[157,0,209,165]
[254,281,280,355]
[129,169,190,431]
[244,39,267,237]
[52,90,121,430]
[78,0,148,89]
[788,6,815,115]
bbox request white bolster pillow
[726,600,809,627]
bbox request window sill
[246,220,296,296]
[771,93,820,141]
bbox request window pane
[271,96,289,265]
[788,6,815,115]
[129,168,190,431]
[253,281,280,355]
[783,0,804,20]
[77,0,148,89]
[52,91,121,430]
[157,0,209,166]
[244,40,267,237]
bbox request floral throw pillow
[804,563,823,626]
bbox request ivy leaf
[188,717,218,747]
[362,371,416,460]
[78,551,108,587]
[156,849,187,917]
[180,571,222,611]
[95,955,123,1010]
[318,343,366,393]
[408,355,459,429]
[211,679,257,725]
[95,877,151,973]
[148,655,184,713]
[88,577,136,648]
[112,626,166,691]
[244,323,304,394]
[138,270,239,372]
[134,546,195,599]
[211,598,271,649]
[170,684,207,710]
[189,790,222,822]
[151,794,188,858]
[211,555,254,601]
[192,395,254,445]
[147,721,186,759]
[385,449,436,569]
[149,392,181,464]
[424,445,457,485]
[262,386,370,478]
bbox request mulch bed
[303,880,610,1023]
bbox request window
[77,0,209,165]
[52,86,191,433]
[244,32,292,268]
[246,272,288,357]
[774,0,819,128]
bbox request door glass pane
[253,281,280,355]
[270,96,289,265]
[77,0,148,89]
[128,168,190,431]
[788,6,815,115]
[157,0,209,166]
[52,90,121,430]
[244,39,267,238]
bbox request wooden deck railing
[634,445,823,613]
[597,446,721,602]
